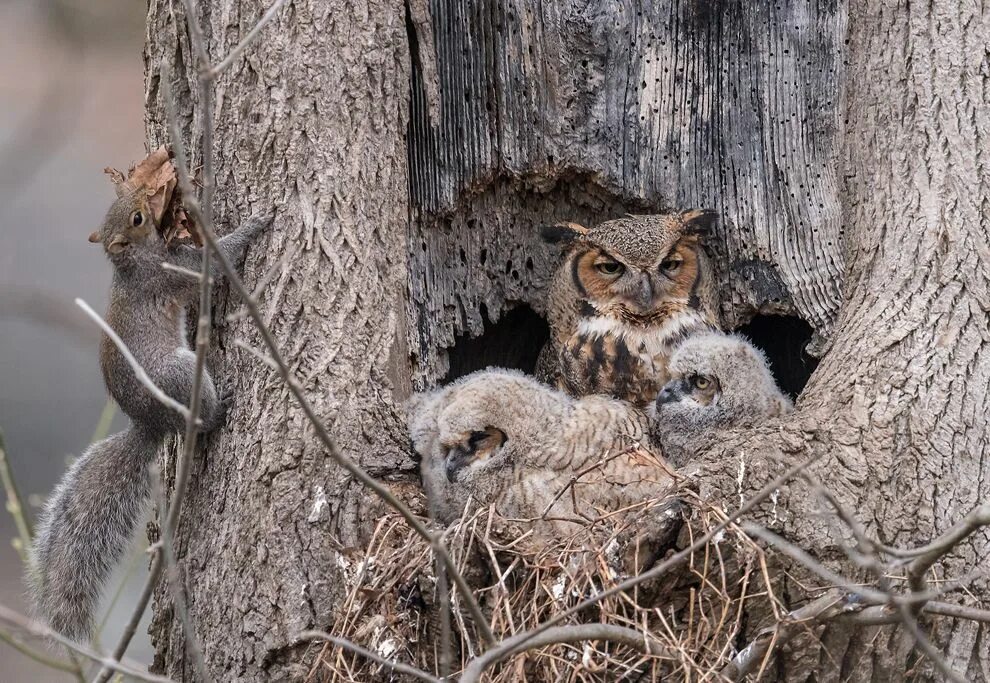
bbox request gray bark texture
[142,0,989,681]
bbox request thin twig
[208,0,290,77]
[160,262,205,281]
[93,554,163,683]
[896,601,967,683]
[0,604,174,683]
[461,456,816,680]
[0,430,33,561]
[297,631,441,683]
[75,299,189,419]
[89,399,116,444]
[906,505,990,594]
[459,623,671,683]
[742,523,982,608]
[226,241,299,323]
[175,179,496,646]
[0,625,80,674]
[157,458,212,683]
[1,431,86,680]
[93,0,285,677]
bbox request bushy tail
[29,424,162,640]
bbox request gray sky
[0,1,151,679]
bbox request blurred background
[0,1,151,679]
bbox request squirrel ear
[88,231,101,243]
[541,222,589,246]
[680,209,717,236]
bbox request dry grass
[304,489,785,682]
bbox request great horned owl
[650,332,793,464]
[408,368,676,534]
[537,211,719,408]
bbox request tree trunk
[143,0,989,681]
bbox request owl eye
[467,430,489,450]
[595,260,624,276]
[660,256,682,273]
[692,375,711,390]
[130,210,145,228]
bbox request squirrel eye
[660,257,682,273]
[692,375,711,390]
[131,211,144,227]
[595,260,624,276]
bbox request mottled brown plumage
[538,211,720,406]
[409,368,676,537]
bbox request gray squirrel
[29,182,273,640]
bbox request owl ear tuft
[541,221,589,246]
[680,209,717,236]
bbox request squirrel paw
[244,212,275,235]
[199,389,234,432]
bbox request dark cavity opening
[444,304,550,382]
[736,314,818,399]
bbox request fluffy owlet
[537,211,719,408]
[408,368,676,535]
[650,332,794,464]
[410,335,792,531]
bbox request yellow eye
[595,260,624,276]
[130,210,145,227]
[660,257,682,273]
[692,375,710,390]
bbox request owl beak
[445,447,471,483]
[656,383,681,406]
[634,274,654,310]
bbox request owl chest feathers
[557,309,714,405]
[574,310,711,363]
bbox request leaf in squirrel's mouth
[102,145,201,247]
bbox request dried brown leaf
[106,146,202,247]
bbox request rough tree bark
[143,0,988,681]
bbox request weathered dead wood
[408,0,846,384]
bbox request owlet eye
[131,211,145,227]
[595,260,624,276]
[692,375,711,390]
[660,257,682,273]
[467,430,489,450]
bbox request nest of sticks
[304,488,785,682]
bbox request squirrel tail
[29,423,163,640]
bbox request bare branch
[462,456,816,678]
[722,589,848,680]
[155,461,212,683]
[207,0,290,78]
[95,58,214,683]
[906,504,990,594]
[75,298,189,419]
[160,4,497,652]
[0,430,33,562]
[179,0,210,70]
[896,602,967,683]
[92,554,163,683]
[175,173,496,648]
[739,501,990,683]
[459,623,671,683]
[226,240,299,323]
[0,625,80,675]
[0,604,174,683]
[296,630,441,683]
[160,262,205,282]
